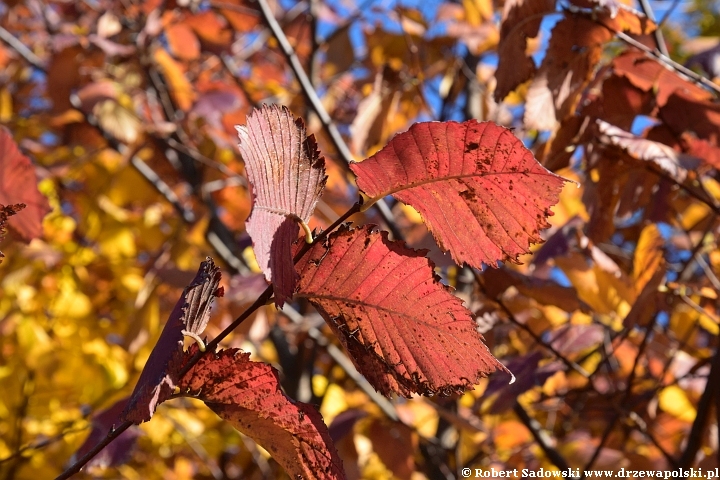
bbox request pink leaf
[0,127,51,241]
[121,258,222,424]
[179,346,345,479]
[296,225,512,397]
[237,105,327,306]
[350,120,566,269]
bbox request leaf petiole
[299,220,314,244]
[182,330,207,352]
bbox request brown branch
[514,402,573,473]
[636,0,669,57]
[0,26,45,70]
[55,421,132,480]
[678,341,720,467]
[608,28,720,96]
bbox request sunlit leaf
[237,104,327,306]
[351,120,566,268]
[178,345,345,479]
[296,225,512,397]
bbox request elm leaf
[237,105,327,307]
[121,257,222,424]
[296,224,512,397]
[178,346,345,480]
[350,120,567,269]
[0,203,25,264]
[0,127,51,242]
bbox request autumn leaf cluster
[1,0,720,478]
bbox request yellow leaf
[153,48,196,111]
[463,0,492,25]
[658,386,696,422]
[99,226,136,260]
[494,420,531,451]
[320,384,349,425]
[634,224,664,292]
[0,87,12,122]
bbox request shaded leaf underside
[237,104,327,306]
[179,346,345,480]
[351,120,566,269]
[296,225,511,397]
[121,258,222,424]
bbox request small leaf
[633,224,665,293]
[350,120,566,269]
[153,48,196,111]
[0,203,25,263]
[121,258,222,423]
[597,120,696,183]
[296,225,511,397]
[178,346,345,479]
[0,128,51,241]
[237,105,327,306]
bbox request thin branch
[677,341,720,467]
[281,306,399,421]
[636,0,669,57]
[55,421,132,480]
[0,26,45,70]
[611,29,720,96]
[254,0,404,240]
[474,270,590,377]
[514,402,574,474]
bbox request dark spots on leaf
[465,142,479,153]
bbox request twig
[513,402,574,474]
[636,0,669,57]
[281,306,399,421]
[0,26,45,70]
[611,29,720,96]
[474,270,590,377]
[657,0,682,27]
[677,341,720,467]
[55,421,132,480]
[254,0,404,240]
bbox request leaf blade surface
[179,346,345,480]
[296,225,511,397]
[238,105,327,306]
[350,120,566,268]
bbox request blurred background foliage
[0,0,720,478]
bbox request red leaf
[296,225,512,397]
[237,105,327,306]
[178,346,345,480]
[0,203,25,263]
[0,127,50,241]
[350,121,566,269]
[121,258,222,424]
